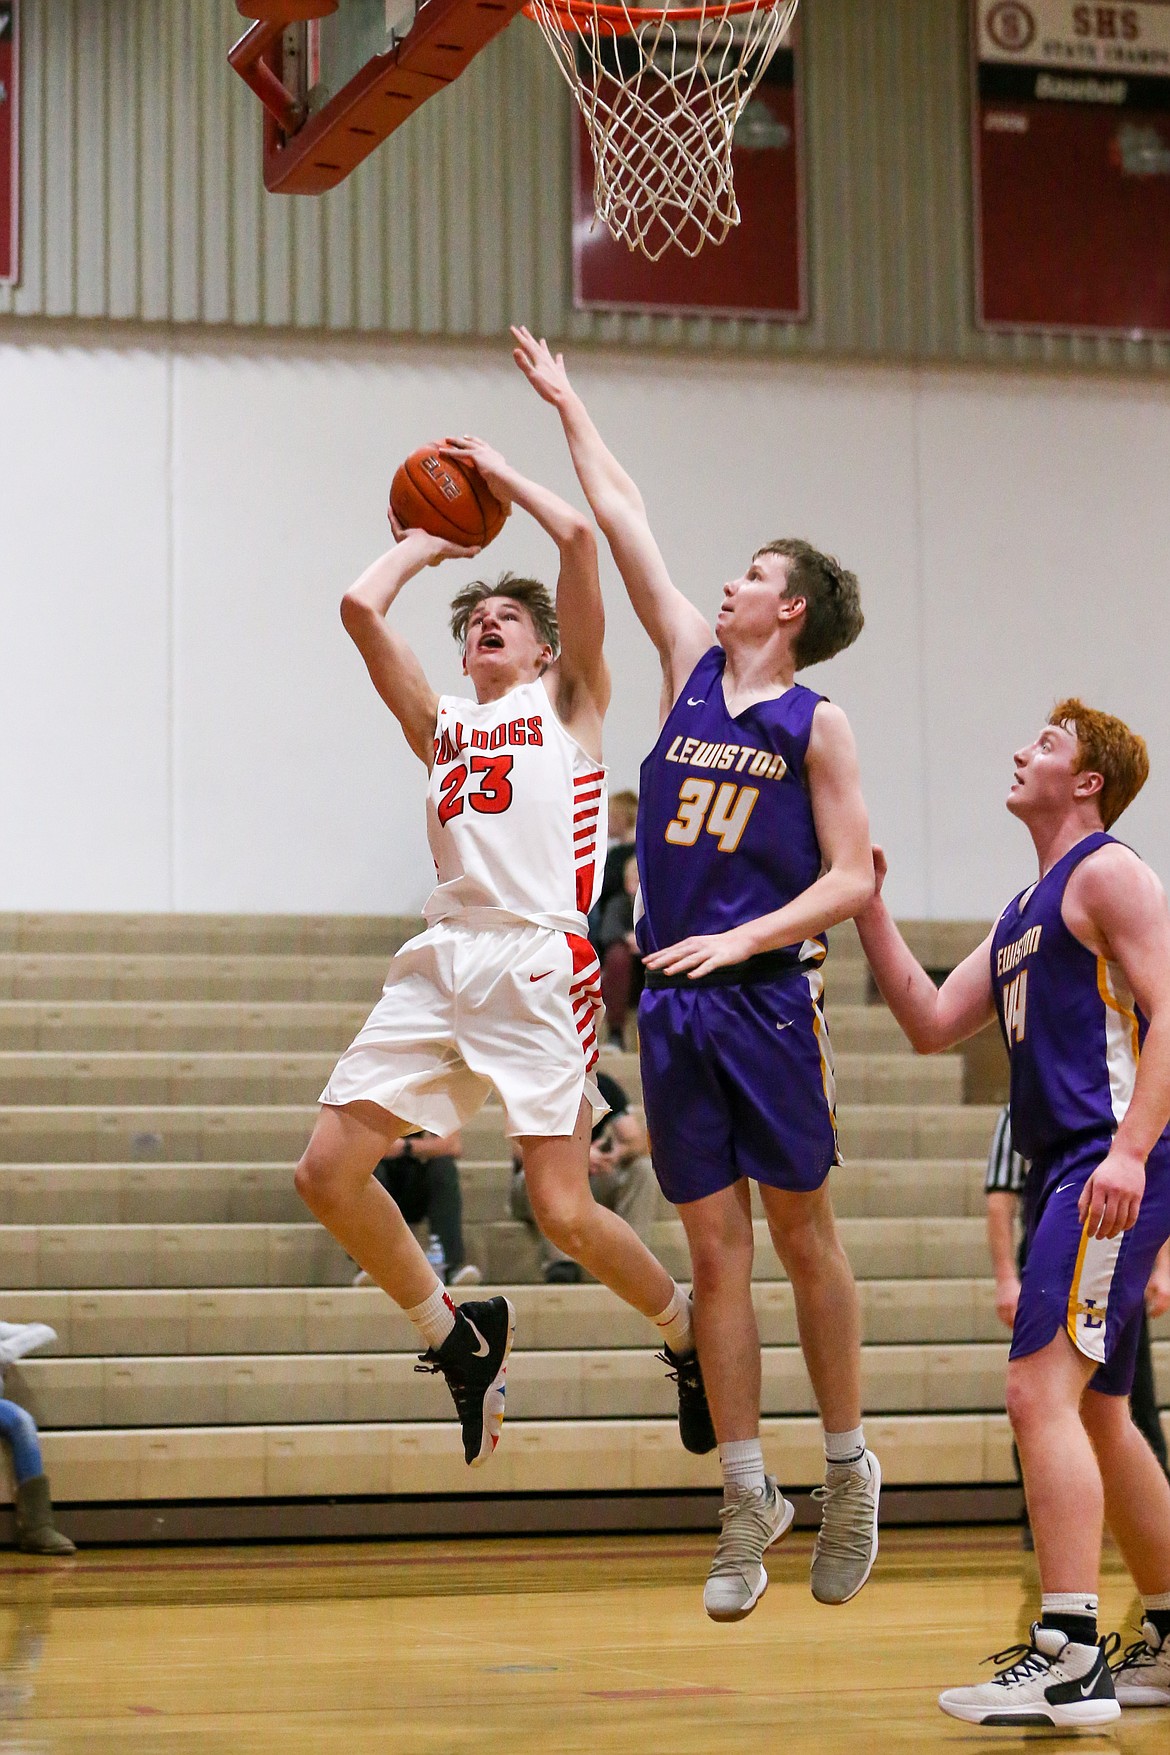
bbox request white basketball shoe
[939,1623,1120,1728]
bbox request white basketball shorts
[319,918,607,1139]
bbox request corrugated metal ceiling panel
[0,0,1164,371]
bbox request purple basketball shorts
[1010,1133,1170,1395]
[637,969,839,1207]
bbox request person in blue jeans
[0,1322,75,1555]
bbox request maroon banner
[573,34,806,320]
[973,0,1170,337]
[0,1,16,286]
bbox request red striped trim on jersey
[573,769,605,917]
[566,931,602,1074]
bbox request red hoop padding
[235,1,338,18]
[524,0,767,28]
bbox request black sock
[1042,1612,1098,1646]
[1148,1609,1170,1643]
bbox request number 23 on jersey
[437,755,514,824]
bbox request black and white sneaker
[658,1345,716,1455]
[939,1624,1121,1727]
[416,1296,515,1467]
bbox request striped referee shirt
[985,1104,1028,1195]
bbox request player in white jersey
[295,435,709,1469]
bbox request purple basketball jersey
[991,831,1154,1163]
[635,648,826,956]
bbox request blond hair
[449,573,559,656]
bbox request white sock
[652,1283,694,1356]
[407,1282,457,1351]
[1041,1591,1098,1641]
[719,1438,766,1499]
[824,1425,867,1467]
[1143,1590,1170,1611]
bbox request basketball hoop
[524,0,799,260]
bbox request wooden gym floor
[1,1526,1166,1753]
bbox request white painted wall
[1,329,1167,919]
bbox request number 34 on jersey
[666,779,759,854]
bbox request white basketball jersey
[423,678,607,936]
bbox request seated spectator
[588,788,638,949]
[0,1322,75,1556]
[511,1071,658,1284]
[596,852,643,1049]
[353,1129,481,1289]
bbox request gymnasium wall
[2,329,1167,920]
[1,1,1168,920]
[3,0,1170,374]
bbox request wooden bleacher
[0,913,1165,1539]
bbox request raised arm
[441,436,609,738]
[854,850,998,1053]
[340,523,476,766]
[642,704,875,979]
[510,326,711,710]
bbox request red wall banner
[972,0,1170,336]
[572,31,806,321]
[0,1,16,287]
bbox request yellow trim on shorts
[807,971,839,1157]
[1066,1212,1093,1348]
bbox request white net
[526,0,799,260]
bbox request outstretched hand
[511,324,574,406]
[642,923,759,981]
[440,435,514,511]
[387,505,481,568]
[855,845,887,926]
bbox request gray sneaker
[1112,1619,1170,1706]
[810,1448,881,1604]
[0,1321,57,1368]
[703,1476,795,1623]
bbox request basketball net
[525,0,800,260]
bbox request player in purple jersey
[856,699,1170,1729]
[513,326,881,1621]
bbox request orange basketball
[389,445,507,549]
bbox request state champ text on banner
[972,0,1170,336]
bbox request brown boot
[14,1475,76,1555]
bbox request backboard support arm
[228,0,529,195]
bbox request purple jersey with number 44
[635,647,826,956]
[991,830,1170,1393]
[990,831,1156,1164]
